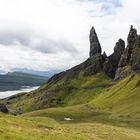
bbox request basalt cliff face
[49,25,140,84]
[103,39,125,78]
[115,25,140,80]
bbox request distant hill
[0,72,48,91]
[12,68,62,77]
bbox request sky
[0,0,139,73]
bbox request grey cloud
[30,37,77,54]
[0,29,31,46]
[0,28,78,55]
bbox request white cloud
[0,0,139,72]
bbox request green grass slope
[90,74,140,114]
[2,72,112,113]
[2,72,140,119]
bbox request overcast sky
[0,0,139,73]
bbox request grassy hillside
[0,72,48,91]
[2,72,112,113]
[2,72,140,117]
[1,72,140,139]
[90,74,140,115]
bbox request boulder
[0,104,8,113]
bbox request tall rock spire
[127,25,137,46]
[89,26,102,57]
[119,25,138,67]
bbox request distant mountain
[0,70,7,75]
[0,72,48,91]
[12,68,61,77]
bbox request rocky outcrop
[119,26,137,67]
[48,25,140,84]
[48,27,105,84]
[49,53,105,84]
[103,39,125,77]
[86,27,104,76]
[103,51,107,59]
[130,33,140,71]
[0,104,8,113]
[114,66,133,80]
[103,57,114,77]
[83,53,105,76]
[115,26,140,80]
[48,72,65,84]
[89,27,102,57]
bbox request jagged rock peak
[137,35,140,48]
[127,25,137,45]
[103,51,107,58]
[119,26,138,67]
[89,26,102,57]
[116,25,140,80]
[103,38,125,78]
[114,38,125,53]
